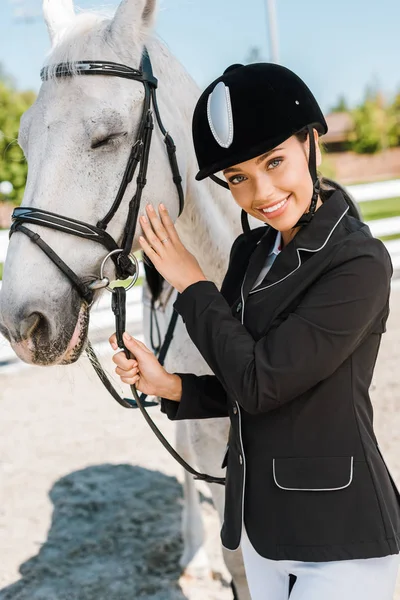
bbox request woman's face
[223,130,322,238]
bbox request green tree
[388,91,400,147]
[0,74,36,205]
[350,91,395,154]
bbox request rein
[10,50,225,486]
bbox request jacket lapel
[241,226,276,301]
[220,226,266,305]
[248,190,350,294]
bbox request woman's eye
[267,158,283,170]
[229,175,247,185]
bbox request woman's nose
[253,174,276,204]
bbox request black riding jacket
[161,190,400,562]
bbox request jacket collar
[290,189,349,252]
[242,190,350,300]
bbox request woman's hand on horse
[139,203,207,293]
[109,332,182,401]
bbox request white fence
[348,179,400,271]
[346,179,400,203]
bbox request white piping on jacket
[226,204,351,551]
[237,400,246,549]
[272,456,354,491]
[240,205,350,324]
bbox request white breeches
[240,524,400,600]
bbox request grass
[380,234,400,242]
[358,198,400,242]
[358,197,400,221]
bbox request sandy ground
[0,287,400,599]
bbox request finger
[158,204,180,243]
[145,204,169,242]
[115,365,138,378]
[122,332,153,355]
[139,215,165,254]
[139,234,160,262]
[126,335,153,354]
[112,351,137,369]
[109,333,118,350]
[121,374,140,385]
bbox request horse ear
[110,0,157,47]
[43,0,75,45]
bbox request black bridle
[10,50,225,486]
[11,52,184,303]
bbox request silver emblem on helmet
[207,82,234,148]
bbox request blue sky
[1,0,400,113]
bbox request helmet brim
[195,123,326,182]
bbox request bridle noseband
[10,50,225,486]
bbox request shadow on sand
[0,464,189,600]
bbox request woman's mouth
[256,194,291,219]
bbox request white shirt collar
[268,229,282,256]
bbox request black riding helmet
[192,63,328,231]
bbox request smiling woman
[222,129,360,247]
[114,62,400,600]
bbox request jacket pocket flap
[273,456,354,491]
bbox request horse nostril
[20,312,42,340]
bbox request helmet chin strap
[292,124,320,228]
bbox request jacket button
[236,302,242,313]
[233,405,238,415]
[239,454,243,465]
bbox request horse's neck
[145,39,242,287]
[176,181,242,288]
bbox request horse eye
[91,132,127,150]
[91,136,112,149]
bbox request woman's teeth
[262,197,289,213]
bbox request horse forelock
[43,10,146,77]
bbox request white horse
[0,0,250,597]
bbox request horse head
[0,0,195,366]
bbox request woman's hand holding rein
[110,332,182,402]
[110,203,208,398]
